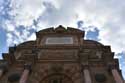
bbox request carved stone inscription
[45,37,73,44]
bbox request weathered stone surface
[0,25,124,83]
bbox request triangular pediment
[36,25,84,38]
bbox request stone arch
[40,73,74,83]
[30,64,83,83]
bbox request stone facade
[0,25,124,83]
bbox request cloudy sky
[0,0,125,79]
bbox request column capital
[107,63,118,74]
[24,64,31,71]
[83,65,89,69]
[82,62,89,69]
[107,63,117,70]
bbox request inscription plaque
[45,37,73,44]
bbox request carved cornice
[36,25,84,38]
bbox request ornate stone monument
[0,25,124,83]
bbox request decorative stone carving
[0,25,124,83]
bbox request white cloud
[4,20,16,32]
[1,0,125,56]
[5,27,36,46]
[6,33,14,46]
[27,33,36,41]
[9,0,46,27]
[121,65,125,79]
[2,0,125,53]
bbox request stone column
[19,64,31,83]
[83,65,92,83]
[111,69,124,83]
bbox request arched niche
[40,73,74,83]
